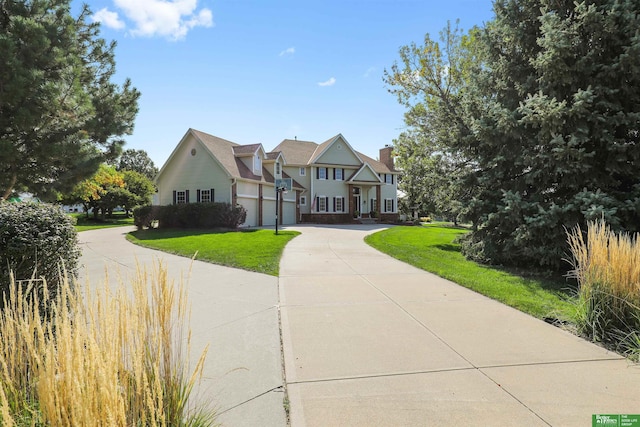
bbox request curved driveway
[78,226,286,427]
[279,225,640,427]
[79,225,639,427]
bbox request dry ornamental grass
[567,219,640,360]
[0,263,215,427]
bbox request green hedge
[134,203,247,230]
[0,202,80,300]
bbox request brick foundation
[301,213,356,224]
[379,213,399,223]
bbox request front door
[353,187,361,217]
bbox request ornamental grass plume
[566,219,640,360]
[0,263,215,426]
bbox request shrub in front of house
[133,205,162,229]
[134,203,247,229]
[0,202,80,302]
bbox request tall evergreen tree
[463,0,640,268]
[0,0,140,201]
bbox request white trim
[318,195,327,212]
[318,167,327,180]
[348,162,384,184]
[299,167,306,176]
[236,193,259,199]
[300,196,307,206]
[200,189,212,203]
[155,129,234,184]
[385,198,394,213]
[310,134,364,165]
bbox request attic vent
[191,148,197,156]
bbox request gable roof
[156,129,304,189]
[233,143,262,156]
[273,135,397,174]
[358,152,395,174]
[271,139,318,165]
[309,134,363,165]
[191,129,256,180]
[348,163,384,183]
[265,151,285,162]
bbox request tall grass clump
[567,219,640,360]
[0,263,216,426]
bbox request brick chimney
[379,145,394,171]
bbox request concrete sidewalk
[78,227,287,427]
[279,225,640,427]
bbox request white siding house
[273,134,400,222]
[155,130,400,225]
[154,129,300,227]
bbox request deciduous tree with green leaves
[0,0,140,201]
[121,170,154,216]
[67,164,125,219]
[116,149,159,181]
[384,21,483,225]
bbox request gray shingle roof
[191,129,304,188]
[233,144,262,156]
[273,136,395,174]
[271,139,318,165]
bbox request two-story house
[272,134,400,223]
[154,129,400,227]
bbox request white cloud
[364,66,376,78]
[92,8,125,30]
[113,0,214,41]
[279,47,295,57]
[317,77,336,87]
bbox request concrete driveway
[78,226,287,427]
[278,225,640,427]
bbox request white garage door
[238,197,258,227]
[282,200,296,225]
[263,199,276,226]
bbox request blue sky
[80,0,495,167]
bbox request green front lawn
[127,229,300,276]
[365,224,577,322]
[72,212,134,232]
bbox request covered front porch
[348,183,381,221]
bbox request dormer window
[275,162,281,176]
[254,154,262,174]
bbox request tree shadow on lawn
[433,243,460,252]
[494,263,579,308]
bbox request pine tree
[463,0,640,268]
[0,0,140,200]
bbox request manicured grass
[127,228,300,276]
[72,212,134,232]
[365,224,577,322]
